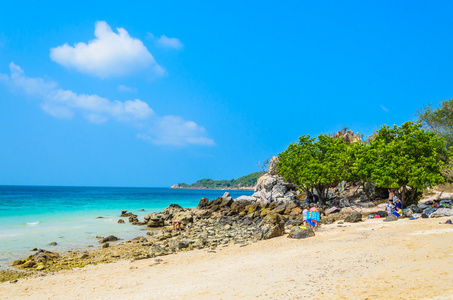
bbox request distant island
[171,172,264,190]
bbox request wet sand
[1,217,452,299]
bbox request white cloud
[156,35,183,50]
[138,116,215,146]
[50,21,164,78]
[380,105,390,112]
[118,84,137,93]
[0,63,214,146]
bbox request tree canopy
[417,98,453,148]
[277,134,349,203]
[277,122,450,207]
[366,121,449,205]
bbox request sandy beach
[1,216,452,300]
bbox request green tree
[417,98,453,148]
[368,122,449,206]
[277,134,349,203]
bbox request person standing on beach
[302,205,309,226]
[388,189,395,201]
[308,204,319,231]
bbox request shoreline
[1,216,452,299]
[169,187,255,190]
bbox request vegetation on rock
[277,122,451,207]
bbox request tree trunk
[401,186,407,207]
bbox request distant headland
[170,172,264,190]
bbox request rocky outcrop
[288,226,315,239]
[333,129,362,144]
[237,158,300,205]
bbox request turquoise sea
[0,186,252,269]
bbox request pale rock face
[236,195,256,202]
[254,174,271,192]
[272,184,287,199]
[268,156,279,175]
[264,177,277,191]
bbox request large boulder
[402,208,413,218]
[325,206,340,216]
[256,213,285,240]
[344,212,362,223]
[263,177,277,191]
[236,196,256,202]
[271,184,287,199]
[197,198,210,209]
[145,213,165,227]
[430,208,453,218]
[409,204,423,214]
[99,235,119,243]
[163,204,184,217]
[288,226,315,239]
[173,211,194,226]
[384,214,398,222]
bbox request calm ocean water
[0,185,252,269]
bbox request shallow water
[0,186,252,268]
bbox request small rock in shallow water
[49,242,57,246]
[102,243,110,248]
[118,219,125,224]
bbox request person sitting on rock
[432,200,440,208]
[172,219,182,233]
[386,200,395,214]
[302,205,309,226]
[395,198,402,210]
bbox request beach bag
[306,211,320,221]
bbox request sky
[0,1,452,187]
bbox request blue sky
[1,1,452,187]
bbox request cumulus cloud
[137,116,215,146]
[156,35,183,50]
[0,63,214,146]
[50,21,164,78]
[2,63,153,122]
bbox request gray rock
[384,214,398,222]
[271,184,287,199]
[409,204,423,214]
[325,206,340,216]
[424,208,437,216]
[222,192,231,199]
[418,203,431,210]
[344,212,362,223]
[149,245,168,257]
[256,213,285,240]
[288,226,315,239]
[430,208,453,218]
[263,177,277,191]
[236,196,256,202]
[99,235,119,243]
[402,208,413,218]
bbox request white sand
[1,217,453,300]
